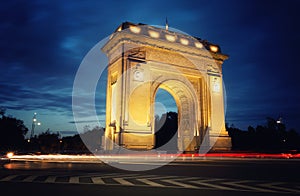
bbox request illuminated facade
[102,22,231,152]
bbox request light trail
[6,152,300,164]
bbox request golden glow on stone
[111,83,117,122]
[165,34,176,42]
[213,78,220,92]
[117,27,122,32]
[129,26,141,34]
[210,45,219,53]
[180,38,189,45]
[148,30,160,38]
[195,42,203,48]
[102,23,231,152]
[128,83,151,126]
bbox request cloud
[0,82,72,112]
[59,130,78,136]
[0,0,299,133]
[68,120,101,124]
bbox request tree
[0,109,28,151]
[60,126,105,154]
[226,117,300,152]
[61,134,88,153]
[38,129,60,153]
[80,126,104,152]
[0,107,5,117]
[154,112,178,151]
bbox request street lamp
[30,112,41,139]
[276,117,283,124]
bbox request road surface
[0,158,299,196]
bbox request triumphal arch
[102,22,231,152]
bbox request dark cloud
[0,0,299,132]
[0,82,72,113]
[68,120,101,124]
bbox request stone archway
[101,22,232,152]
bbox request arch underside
[152,78,201,152]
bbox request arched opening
[153,79,199,153]
[154,88,178,152]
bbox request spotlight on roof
[210,45,219,53]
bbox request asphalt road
[1,158,300,196]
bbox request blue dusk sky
[1,0,300,137]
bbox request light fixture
[180,38,189,45]
[195,42,203,48]
[129,25,141,34]
[165,34,176,42]
[30,112,41,138]
[148,30,160,38]
[210,45,219,53]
